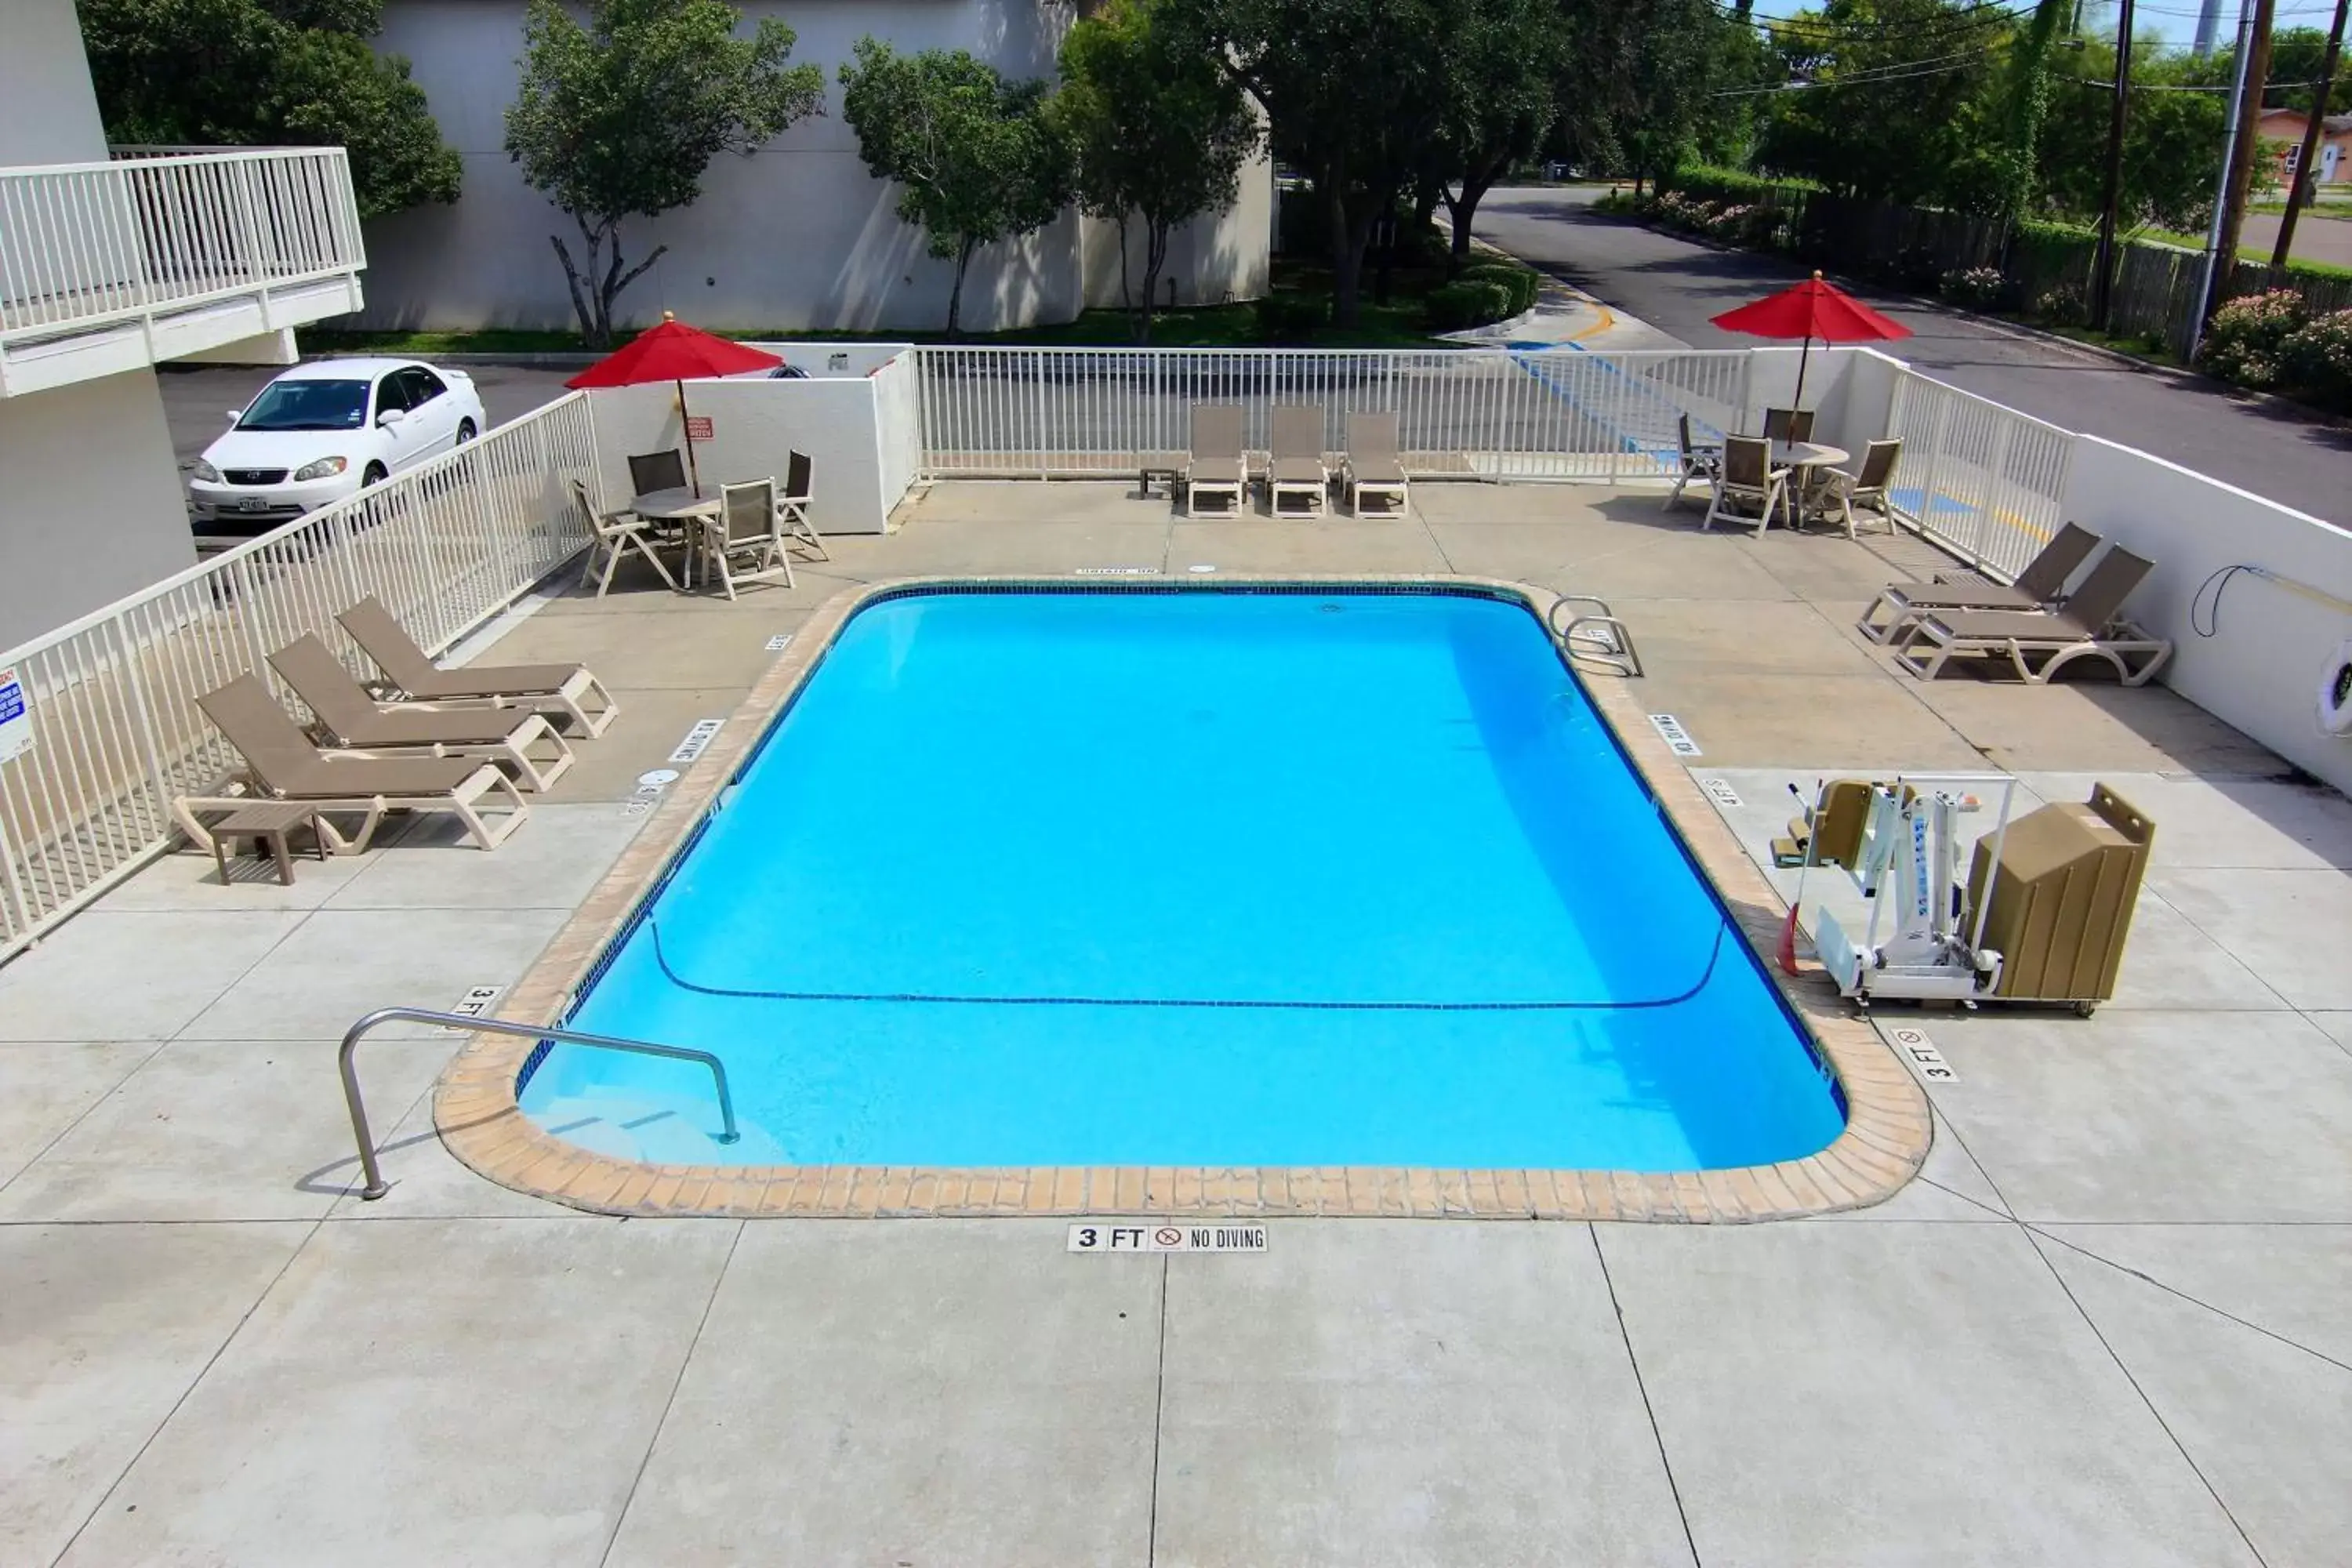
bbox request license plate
[236,496,269,512]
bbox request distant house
[2258,107,2352,190]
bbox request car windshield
[236,379,371,432]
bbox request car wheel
[362,462,389,486]
[456,419,477,443]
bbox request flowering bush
[2278,308,2352,410]
[2034,284,2086,326]
[2198,290,2310,389]
[1938,266,2009,310]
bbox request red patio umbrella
[1710,271,1911,416]
[565,312,782,496]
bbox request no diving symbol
[1155,1226,1183,1247]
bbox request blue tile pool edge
[444,574,1931,1221]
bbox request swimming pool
[516,586,1846,1175]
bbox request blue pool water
[521,589,1846,1171]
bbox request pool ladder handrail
[1548,594,1644,678]
[339,1007,741,1201]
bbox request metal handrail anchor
[1547,593,1644,678]
[338,1007,740,1200]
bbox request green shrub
[1460,262,1539,315]
[2280,307,2352,411]
[1254,292,1330,341]
[2199,289,2310,389]
[1425,279,1515,332]
[1658,164,1814,208]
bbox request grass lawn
[306,261,1461,358]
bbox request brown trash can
[1965,784,2154,1007]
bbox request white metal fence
[0,394,597,960]
[1882,366,2074,583]
[0,146,361,343]
[909,346,1754,482]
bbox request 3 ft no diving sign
[1068,1222,1268,1254]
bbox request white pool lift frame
[1811,771,2020,1006]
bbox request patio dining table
[630,486,722,589]
[1769,439,1848,531]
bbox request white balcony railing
[0,146,363,381]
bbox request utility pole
[2194,0,2224,55]
[2204,0,2278,330]
[2270,0,2348,267]
[2192,0,2261,342]
[2091,0,2137,331]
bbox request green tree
[1548,0,1747,194]
[79,0,459,218]
[1422,0,1566,270]
[1054,0,1259,339]
[1752,0,2013,207]
[2035,38,2231,232]
[838,39,1073,339]
[1162,0,1446,327]
[504,0,823,346]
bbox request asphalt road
[1474,187,2352,526]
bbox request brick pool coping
[435,575,1932,1220]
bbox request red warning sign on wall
[684,416,714,440]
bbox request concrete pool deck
[2,480,2348,1566]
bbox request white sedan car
[188,358,487,527]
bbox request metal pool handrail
[1547,593,1644,678]
[338,1007,740,1200]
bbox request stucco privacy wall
[0,369,197,652]
[2061,437,2352,797]
[0,0,109,166]
[586,373,906,535]
[362,0,1271,333]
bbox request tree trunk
[1139,220,1171,345]
[947,236,977,341]
[1329,199,1377,328]
[1411,183,1446,275]
[1115,212,1134,322]
[1442,165,1498,273]
[549,231,601,347]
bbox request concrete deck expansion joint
[439,573,1933,1221]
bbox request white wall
[2061,437,2352,796]
[0,368,196,652]
[362,0,1271,334]
[587,374,901,535]
[1740,344,1862,440]
[0,0,109,167]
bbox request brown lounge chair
[1857,521,2101,644]
[1185,405,1245,516]
[268,634,575,793]
[1894,545,2171,686]
[172,675,528,854]
[1269,404,1329,517]
[338,596,617,738]
[1341,412,1409,515]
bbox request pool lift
[1808,771,2020,1006]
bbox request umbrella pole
[1792,332,1813,413]
[680,378,702,498]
